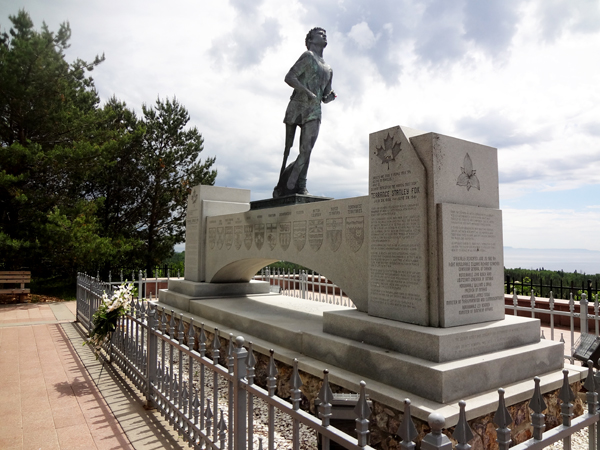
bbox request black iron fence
[505,275,600,301]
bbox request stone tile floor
[0,301,184,450]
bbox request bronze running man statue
[273,27,336,198]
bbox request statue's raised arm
[273,27,336,198]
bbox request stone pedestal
[157,294,564,403]
[250,194,333,210]
[184,185,251,282]
[368,126,504,327]
[159,278,271,311]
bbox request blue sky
[2,0,600,271]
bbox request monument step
[301,328,563,403]
[323,309,541,363]
[177,294,563,403]
[164,279,270,299]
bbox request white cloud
[347,21,378,50]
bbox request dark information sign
[573,334,600,367]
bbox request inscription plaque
[368,127,429,325]
[438,203,504,327]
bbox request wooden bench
[0,271,31,302]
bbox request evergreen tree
[0,10,106,273]
[138,97,216,271]
[0,11,217,278]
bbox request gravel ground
[547,427,590,450]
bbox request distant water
[504,247,600,274]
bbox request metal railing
[505,274,600,300]
[253,268,356,308]
[77,273,600,450]
[508,289,600,362]
[83,268,183,301]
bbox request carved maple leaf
[375,133,402,169]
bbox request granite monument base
[160,293,564,403]
[250,194,333,210]
[158,278,270,311]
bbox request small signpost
[573,334,600,368]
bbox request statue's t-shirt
[283,50,333,125]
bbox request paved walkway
[0,302,183,450]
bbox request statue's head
[305,27,327,49]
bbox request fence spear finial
[559,369,575,403]
[530,376,547,414]
[453,400,474,450]
[398,398,418,449]
[530,377,547,440]
[493,388,512,429]
[212,328,220,364]
[187,318,195,348]
[494,389,512,450]
[290,358,303,411]
[267,349,277,397]
[354,381,371,447]
[585,360,596,392]
[199,322,207,356]
[559,369,575,427]
[246,341,256,384]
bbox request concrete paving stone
[46,380,75,398]
[56,423,98,449]
[0,433,23,450]
[23,415,57,433]
[23,428,60,450]
[19,369,44,381]
[48,394,80,411]
[94,434,133,450]
[18,352,39,362]
[52,404,87,429]
[40,357,62,366]
[0,412,22,429]
[21,396,51,413]
[0,380,20,395]
[23,407,54,423]
[0,371,19,383]
[1,386,21,400]
[42,372,68,385]
[19,384,47,400]
[18,359,42,368]
[21,397,49,415]
[71,379,95,397]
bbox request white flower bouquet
[85,282,134,357]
